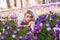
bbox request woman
[16,9,38,31]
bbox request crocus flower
[42,18,47,23]
[46,23,50,27]
[5,31,9,36]
[56,19,59,22]
[55,29,59,36]
[34,27,39,31]
[35,18,41,24]
[2,31,5,35]
[3,25,7,29]
[34,24,41,32]
[52,15,55,19]
[9,27,12,31]
[14,30,17,34]
[27,32,32,37]
[10,15,16,19]
[18,36,23,40]
[2,28,5,32]
[2,31,9,36]
[35,23,41,29]
[46,27,51,32]
[55,24,59,28]
[7,26,12,31]
[33,36,38,40]
[7,26,10,29]
[25,35,31,40]
[41,14,46,19]
[0,32,1,35]
[20,25,25,29]
[29,27,32,31]
[0,36,4,40]
[32,30,38,35]
[40,23,43,27]
[12,34,16,39]
[25,32,32,40]
[54,37,59,40]
[49,11,53,16]
[16,28,20,32]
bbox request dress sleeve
[16,13,24,21]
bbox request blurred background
[0,0,60,10]
[0,0,60,18]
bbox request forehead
[26,14,31,16]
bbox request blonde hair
[24,10,35,22]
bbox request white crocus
[3,28,5,31]
[0,32,1,35]
[12,34,16,38]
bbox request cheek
[25,16,28,19]
[25,17,31,21]
[25,17,28,21]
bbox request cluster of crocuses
[0,10,18,19]
[34,11,60,40]
[0,11,60,40]
[0,20,38,40]
[53,19,60,40]
[53,28,60,40]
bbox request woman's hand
[28,21,35,32]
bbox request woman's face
[25,13,32,22]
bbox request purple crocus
[55,29,59,36]
[27,32,32,37]
[2,31,9,36]
[52,15,55,19]
[54,37,59,40]
[34,27,39,31]
[25,35,31,40]
[46,23,50,27]
[55,24,59,28]
[40,23,43,27]
[0,36,4,40]
[14,30,17,34]
[9,27,12,31]
[25,32,32,40]
[7,26,10,29]
[4,31,9,36]
[43,18,47,23]
[55,19,60,28]
[10,16,15,19]
[18,36,23,40]
[46,23,51,32]
[33,36,38,40]
[46,27,51,32]
[2,31,5,35]
[32,23,41,34]
[29,27,32,31]
[49,11,53,16]
[35,23,41,29]
[7,26,12,31]
[20,25,25,29]
[32,30,38,35]
[3,25,7,29]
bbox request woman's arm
[16,20,29,27]
[28,21,35,32]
